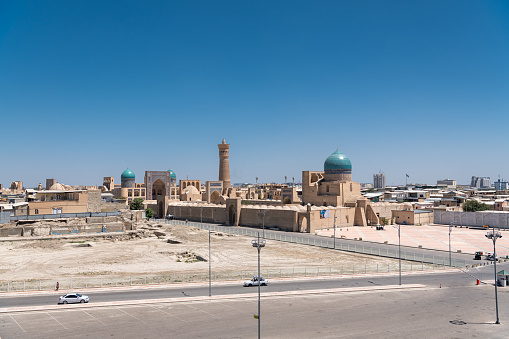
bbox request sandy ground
[0,222,405,280]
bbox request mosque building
[167,145,383,232]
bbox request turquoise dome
[324,150,352,171]
[168,169,176,179]
[121,168,135,179]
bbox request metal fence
[0,262,444,293]
[0,211,10,225]
[10,211,122,222]
[166,219,466,268]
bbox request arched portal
[210,190,220,204]
[153,179,166,198]
[229,204,236,225]
[300,217,308,233]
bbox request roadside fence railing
[164,219,466,268]
[0,261,442,293]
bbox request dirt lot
[0,222,404,281]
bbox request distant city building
[471,176,491,189]
[437,179,456,188]
[494,179,509,191]
[373,173,386,189]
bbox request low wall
[239,208,298,232]
[167,205,226,224]
[0,223,125,237]
[434,210,509,228]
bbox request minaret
[218,139,231,188]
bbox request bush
[145,208,154,219]
[130,198,144,210]
[463,200,492,212]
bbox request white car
[243,276,268,287]
[58,293,89,304]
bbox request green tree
[130,197,144,210]
[380,217,389,226]
[463,200,492,212]
[145,208,154,219]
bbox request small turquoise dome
[168,169,176,179]
[121,168,135,179]
[324,150,352,171]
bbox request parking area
[0,284,507,338]
[317,224,509,256]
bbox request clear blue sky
[1,1,509,188]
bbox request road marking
[148,305,185,322]
[82,310,106,325]
[46,312,67,329]
[115,307,148,325]
[9,315,26,332]
[184,303,216,317]
[214,301,244,312]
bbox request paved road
[1,263,504,309]
[1,264,508,338]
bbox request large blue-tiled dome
[121,168,135,179]
[324,150,352,171]
[168,169,176,179]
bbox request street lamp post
[252,234,266,339]
[449,223,452,267]
[262,210,266,239]
[203,205,211,297]
[333,215,336,249]
[398,223,401,285]
[486,226,502,325]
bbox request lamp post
[486,226,502,325]
[449,223,452,267]
[252,234,266,339]
[398,223,401,285]
[262,210,266,239]
[203,205,211,297]
[333,215,336,249]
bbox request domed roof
[324,150,352,171]
[49,183,65,191]
[168,169,176,179]
[183,185,199,194]
[121,168,135,179]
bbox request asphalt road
[2,264,509,338]
[1,262,504,309]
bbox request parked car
[474,251,483,260]
[165,214,174,220]
[58,293,89,304]
[243,276,268,287]
[486,254,499,261]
